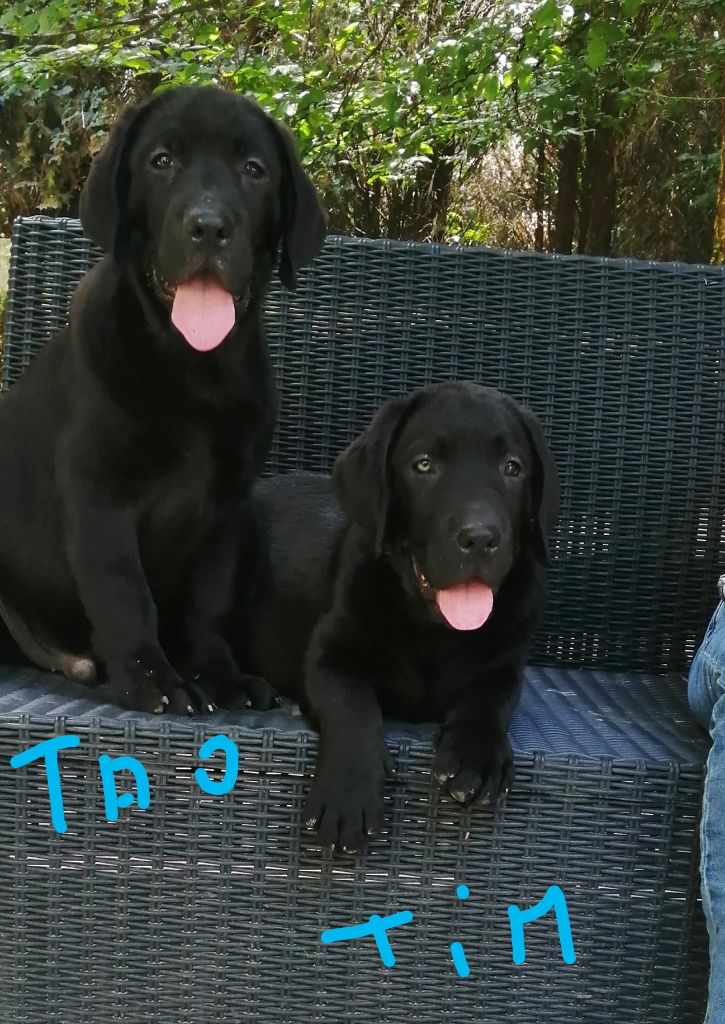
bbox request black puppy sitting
[0,86,326,713]
[238,382,559,852]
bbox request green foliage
[0,0,722,258]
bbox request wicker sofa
[0,215,719,1024]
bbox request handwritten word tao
[9,732,238,833]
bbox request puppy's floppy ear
[80,97,155,254]
[267,118,327,290]
[515,405,559,566]
[333,396,411,555]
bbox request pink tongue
[171,275,235,352]
[435,581,494,631]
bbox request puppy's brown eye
[504,459,522,477]
[150,151,173,171]
[243,159,265,179]
[413,456,432,474]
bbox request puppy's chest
[381,628,486,720]
[141,430,250,545]
[151,423,251,497]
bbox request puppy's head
[80,86,327,351]
[333,382,559,631]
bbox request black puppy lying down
[238,382,559,852]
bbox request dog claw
[305,817,318,829]
[161,694,169,706]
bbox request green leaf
[533,0,562,30]
[517,65,534,93]
[622,0,643,16]
[123,56,152,71]
[483,76,499,101]
[586,30,607,69]
[37,5,60,35]
[20,12,40,35]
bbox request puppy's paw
[169,676,218,715]
[189,636,280,711]
[240,673,280,710]
[102,657,214,715]
[222,674,281,712]
[433,729,514,807]
[99,672,170,714]
[303,742,391,855]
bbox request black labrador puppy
[237,382,559,851]
[0,85,326,713]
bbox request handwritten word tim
[322,884,576,969]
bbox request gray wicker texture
[0,664,709,1024]
[5,219,725,674]
[0,215,716,1023]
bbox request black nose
[185,206,231,246]
[456,523,502,556]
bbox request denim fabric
[689,596,725,1024]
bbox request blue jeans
[689,586,725,1024]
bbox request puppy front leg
[65,501,195,713]
[433,666,522,807]
[183,510,279,711]
[303,626,392,853]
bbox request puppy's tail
[0,595,97,683]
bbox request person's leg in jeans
[689,581,725,1023]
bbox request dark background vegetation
[1,0,724,265]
